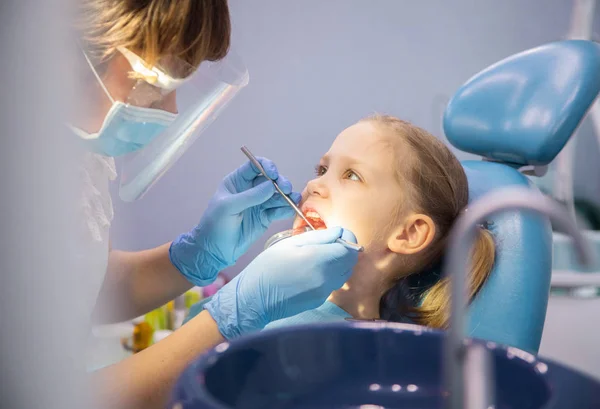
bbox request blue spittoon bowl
[170,322,600,409]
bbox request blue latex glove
[204,227,360,339]
[169,157,301,286]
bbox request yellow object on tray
[185,288,202,309]
[145,305,169,332]
[142,288,203,344]
[131,319,153,353]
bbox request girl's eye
[314,165,327,176]
[345,170,362,182]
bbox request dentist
[72,1,358,409]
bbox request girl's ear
[387,213,436,255]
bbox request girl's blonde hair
[364,115,495,329]
[76,0,231,71]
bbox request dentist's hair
[364,115,496,329]
[76,0,231,70]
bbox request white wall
[109,0,600,380]
[540,296,600,380]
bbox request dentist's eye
[344,170,362,182]
[314,164,327,176]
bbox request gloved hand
[169,157,301,286]
[204,227,359,339]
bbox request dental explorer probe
[240,146,364,252]
[442,187,595,409]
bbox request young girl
[189,114,496,330]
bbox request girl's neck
[328,271,388,320]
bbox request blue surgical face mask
[72,47,179,157]
[71,102,177,157]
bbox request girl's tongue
[292,210,327,235]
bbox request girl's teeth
[305,211,321,219]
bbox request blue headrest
[445,40,600,166]
[463,161,552,354]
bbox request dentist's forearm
[91,310,224,409]
[92,243,193,324]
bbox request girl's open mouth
[293,208,327,235]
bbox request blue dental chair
[170,40,600,409]
[448,39,600,354]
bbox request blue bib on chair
[263,301,351,330]
[184,297,350,330]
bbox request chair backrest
[443,40,600,353]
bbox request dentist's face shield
[77,46,249,202]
